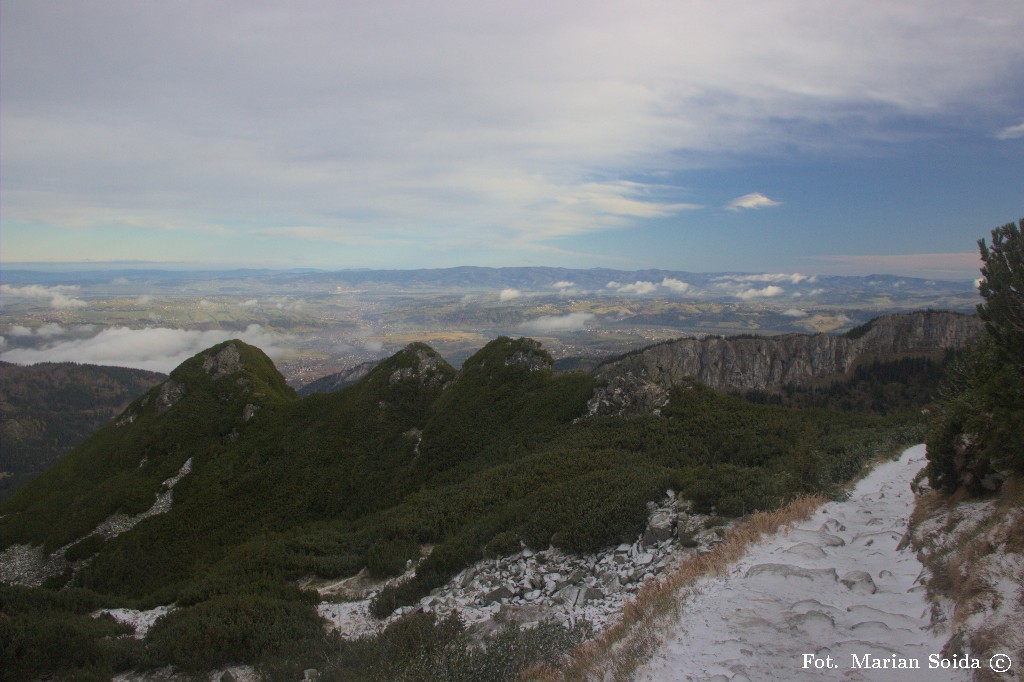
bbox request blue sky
[2,0,1022,280]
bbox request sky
[2,0,1022,280]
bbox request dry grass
[908,473,1024,679]
[524,493,827,682]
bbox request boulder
[483,586,513,604]
[643,510,676,544]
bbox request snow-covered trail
[638,445,969,681]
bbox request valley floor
[636,445,970,682]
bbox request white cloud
[782,308,808,317]
[737,285,785,299]
[519,312,595,334]
[552,281,576,288]
[35,323,66,337]
[661,277,691,293]
[136,294,154,304]
[609,280,658,295]
[499,288,522,301]
[361,339,384,352]
[4,323,67,338]
[3,2,1020,263]
[0,284,88,308]
[727,193,782,211]
[996,121,1024,139]
[0,324,291,373]
[724,273,811,284]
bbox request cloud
[3,2,1021,264]
[661,277,691,294]
[727,193,782,211]
[607,280,658,295]
[781,308,808,317]
[0,324,291,373]
[552,281,576,288]
[499,288,522,301]
[0,284,88,308]
[519,312,595,334]
[996,121,1024,139]
[35,323,67,337]
[737,285,785,299]
[722,273,812,284]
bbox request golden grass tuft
[524,493,827,681]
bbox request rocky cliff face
[594,311,982,396]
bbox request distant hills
[0,362,165,500]
[2,264,979,301]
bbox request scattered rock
[840,570,877,594]
[483,586,514,604]
[155,380,186,415]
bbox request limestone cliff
[594,311,982,395]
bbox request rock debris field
[638,445,971,682]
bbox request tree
[927,216,1024,492]
[977,218,1024,367]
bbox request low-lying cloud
[722,273,813,285]
[661,277,691,294]
[499,288,522,301]
[781,308,808,317]
[607,280,658,295]
[606,278,692,295]
[0,324,291,373]
[737,285,785,299]
[519,312,595,334]
[0,284,88,308]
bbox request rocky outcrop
[585,373,670,418]
[594,311,982,396]
[388,344,453,388]
[298,361,379,397]
[155,380,186,415]
[504,339,552,372]
[203,343,243,379]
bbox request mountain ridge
[593,310,982,394]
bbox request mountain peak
[461,336,553,375]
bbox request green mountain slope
[0,336,924,678]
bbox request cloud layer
[0,284,88,308]
[0,325,290,373]
[519,312,595,334]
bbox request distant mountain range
[2,265,980,299]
